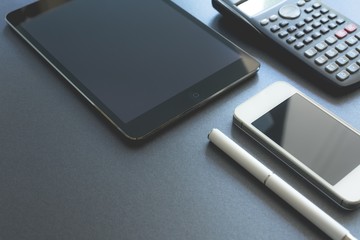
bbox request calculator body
[212,0,360,87]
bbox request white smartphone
[233,81,360,209]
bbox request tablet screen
[7,0,259,139]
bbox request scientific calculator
[213,0,360,87]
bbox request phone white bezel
[234,81,360,209]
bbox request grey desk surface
[1,0,360,239]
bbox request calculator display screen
[237,0,285,16]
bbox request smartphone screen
[252,93,360,185]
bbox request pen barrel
[209,129,355,240]
[266,174,349,240]
[209,129,272,182]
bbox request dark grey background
[1,0,360,239]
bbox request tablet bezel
[6,0,260,140]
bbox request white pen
[208,128,357,240]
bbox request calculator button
[287,26,297,33]
[328,23,337,30]
[304,37,314,44]
[279,4,301,19]
[305,7,313,14]
[312,12,321,19]
[347,63,360,73]
[356,45,360,52]
[315,42,328,51]
[345,23,357,33]
[260,19,270,26]
[305,48,318,57]
[325,49,338,59]
[335,43,348,52]
[286,36,297,44]
[336,18,345,25]
[312,32,322,39]
[295,42,305,49]
[279,21,289,28]
[346,49,359,59]
[279,31,289,38]
[304,17,313,23]
[325,62,339,73]
[325,36,338,45]
[295,31,305,38]
[304,26,313,33]
[345,36,358,46]
[271,25,281,32]
[335,29,348,39]
[315,55,328,65]
[356,32,360,39]
[269,15,278,22]
[320,17,329,24]
[336,56,349,66]
[297,0,306,6]
[328,13,337,20]
[320,8,329,14]
[312,21,321,29]
[312,2,321,9]
[296,21,306,28]
[336,70,350,81]
[320,27,330,34]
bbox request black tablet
[6,0,260,140]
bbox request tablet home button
[192,92,200,98]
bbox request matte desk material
[1,0,360,239]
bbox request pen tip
[208,128,218,140]
[207,129,213,140]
